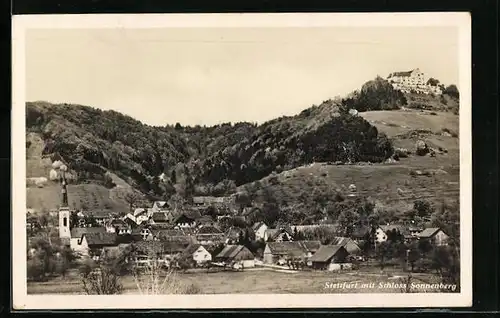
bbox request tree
[70,211,79,229]
[443,84,459,99]
[376,241,391,270]
[338,207,359,237]
[81,264,123,295]
[413,200,433,219]
[431,245,460,290]
[27,257,45,282]
[426,78,440,86]
[418,239,433,258]
[407,245,420,272]
[124,192,139,213]
[170,169,177,184]
[84,214,98,227]
[57,245,80,278]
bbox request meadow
[27,266,445,295]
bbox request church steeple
[51,161,71,241]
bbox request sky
[26,27,459,127]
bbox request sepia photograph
[12,13,472,309]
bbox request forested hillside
[26,99,392,199]
[26,75,458,209]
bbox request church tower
[58,168,71,241]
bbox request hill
[25,76,460,216]
[233,107,459,226]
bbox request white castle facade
[387,68,442,95]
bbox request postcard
[12,12,472,309]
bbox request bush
[183,283,202,294]
[415,258,433,273]
[341,77,407,112]
[27,258,45,282]
[394,148,409,158]
[81,266,123,295]
[443,84,459,99]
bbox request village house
[264,226,294,242]
[252,222,268,241]
[71,231,118,260]
[100,243,131,260]
[182,244,213,265]
[173,210,202,228]
[105,218,132,235]
[350,225,373,243]
[70,227,107,251]
[78,210,115,226]
[330,237,362,255]
[132,240,168,268]
[132,208,152,224]
[163,241,191,261]
[224,226,245,244]
[375,224,407,243]
[195,225,224,244]
[215,244,255,268]
[417,227,450,246]
[26,214,40,232]
[150,211,173,226]
[151,201,170,213]
[240,207,259,223]
[308,245,350,271]
[131,226,160,241]
[263,241,321,265]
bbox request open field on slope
[359,109,459,153]
[26,183,130,212]
[245,159,459,212]
[28,266,445,295]
[242,109,460,212]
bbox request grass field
[27,266,446,295]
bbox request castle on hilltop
[387,68,442,95]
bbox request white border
[12,12,472,310]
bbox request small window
[63,217,67,227]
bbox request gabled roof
[133,241,165,255]
[84,232,117,246]
[266,242,306,257]
[216,245,253,259]
[266,227,293,240]
[379,224,407,234]
[389,70,414,77]
[152,212,169,223]
[182,244,203,256]
[351,225,372,239]
[71,227,106,239]
[417,227,443,238]
[309,245,346,263]
[133,208,148,216]
[173,210,202,223]
[153,201,169,209]
[162,241,190,253]
[330,237,358,247]
[225,226,244,239]
[196,233,225,242]
[252,222,267,231]
[101,244,130,259]
[197,225,222,234]
[298,240,322,253]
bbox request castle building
[387,68,442,95]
